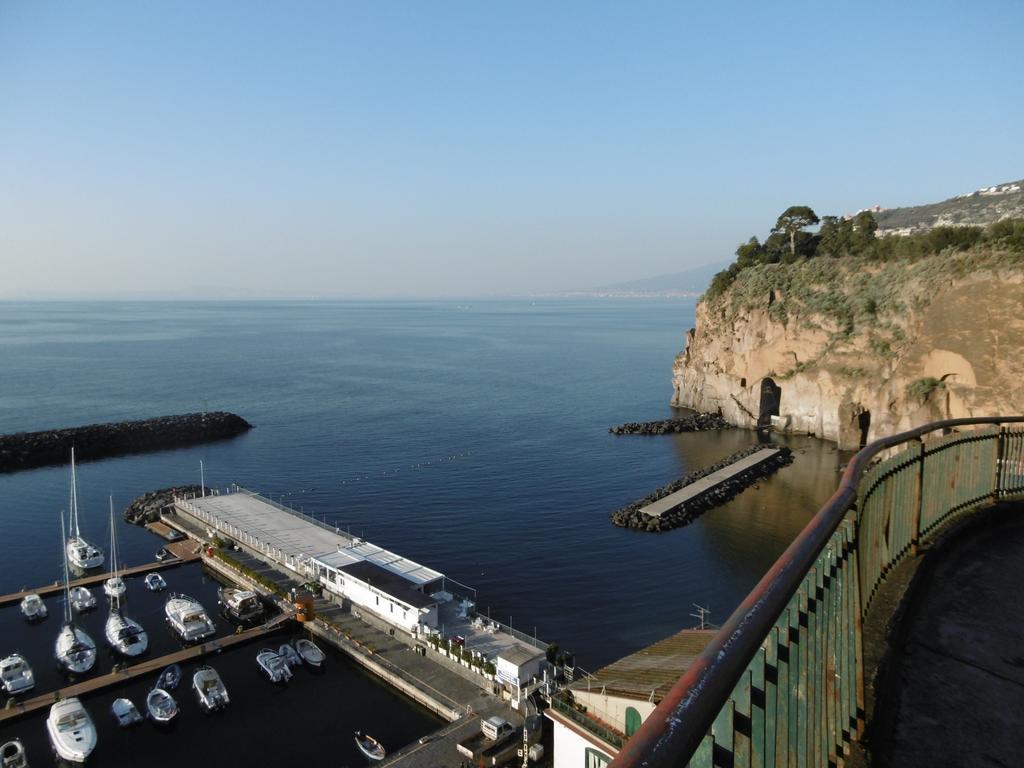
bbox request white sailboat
[56,512,97,675]
[105,498,148,657]
[66,448,104,571]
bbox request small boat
[295,638,326,668]
[145,572,167,592]
[155,547,176,562]
[65,449,104,571]
[46,697,96,764]
[355,731,386,761]
[256,648,292,683]
[111,697,143,727]
[0,739,28,768]
[278,643,302,668]
[218,586,265,623]
[105,610,148,657]
[0,654,34,695]
[19,594,46,623]
[192,665,230,712]
[69,586,97,612]
[164,593,216,643]
[104,575,126,599]
[146,688,178,724]
[157,663,182,690]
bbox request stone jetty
[611,444,794,532]
[0,411,252,472]
[610,411,730,435]
[124,485,206,524]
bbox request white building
[496,645,546,687]
[545,629,714,768]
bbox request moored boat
[146,688,178,724]
[46,697,96,764]
[192,665,230,711]
[278,643,302,668]
[66,449,104,571]
[69,586,97,612]
[256,648,292,683]
[56,512,97,674]
[155,547,176,562]
[156,663,182,690]
[19,594,46,623]
[144,572,167,592]
[0,739,28,768]
[111,697,143,727]
[0,654,34,696]
[105,610,148,657]
[295,638,326,668]
[164,593,216,643]
[355,731,386,761]
[217,586,265,623]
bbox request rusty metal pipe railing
[609,416,1024,768]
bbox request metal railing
[609,417,1024,768]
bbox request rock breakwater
[0,412,252,473]
[610,411,730,435]
[124,486,205,524]
[611,444,794,532]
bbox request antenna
[690,603,712,630]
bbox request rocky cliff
[672,248,1024,448]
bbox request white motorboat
[0,739,28,768]
[70,585,97,612]
[294,638,326,668]
[165,593,216,643]
[146,688,178,724]
[156,663,182,690]
[111,697,143,727]
[217,586,264,623]
[278,643,302,668]
[192,665,230,711]
[145,572,167,592]
[355,731,386,761]
[155,547,175,562]
[56,512,97,674]
[256,648,292,683]
[65,449,104,571]
[19,594,46,623]
[0,654,34,696]
[105,610,148,657]
[46,697,96,764]
[104,575,126,599]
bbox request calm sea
[0,299,842,764]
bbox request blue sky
[1,1,1021,298]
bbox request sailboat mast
[60,510,72,625]
[70,447,81,538]
[108,497,120,612]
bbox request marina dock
[0,611,294,723]
[0,540,199,607]
[640,446,781,517]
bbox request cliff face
[672,249,1024,448]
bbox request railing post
[910,438,925,556]
[993,425,1006,502]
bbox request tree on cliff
[772,206,820,258]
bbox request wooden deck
[640,447,781,518]
[0,540,200,607]
[0,611,295,723]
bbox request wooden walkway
[640,447,781,518]
[0,540,200,607]
[0,611,294,723]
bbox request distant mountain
[586,261,729,297]
[874,179,1024,234]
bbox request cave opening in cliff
[757,377,781,429]
[858,410,871,447]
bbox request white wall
[549,715,615,768]
[572,690,655,735]
[496,652,545,685]
[316,566,429,634]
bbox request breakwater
[609,411,730,435]
[0,411,251,472]
[124,485,205,524]
[611,444,794,532]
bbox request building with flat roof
[545,629,715,768]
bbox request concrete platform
[640,447,780,518]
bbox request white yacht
[217,586,264,623]
[65,449,104,571]
[104,499,148,657]
[19,594,47,623]
[256,648,292,682]
[46,697,96,764]
[146,688,178,724]
[0,654,34,695]
[145,572,167,592]
[164,593,216,643]
[192,665,230,711]
[111,697,143,727]
[56,512,97,675]
[70,586,97,612]
[295,638,326,668]
[0,739,28,768]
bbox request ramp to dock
[640,447,780,518]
